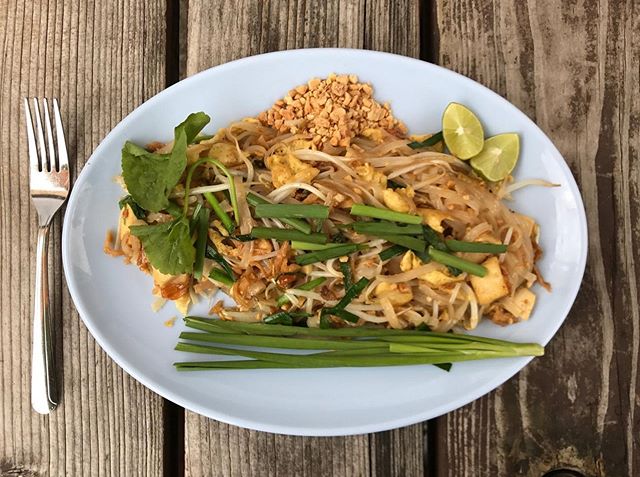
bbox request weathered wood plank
[0,1,167,475]
[434,0,639,475]
[182,1,424,476]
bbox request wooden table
[1,1,638,475]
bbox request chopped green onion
[422,225,448,251]
[295,244,367,266]
[445,239,508,254]
[189,202,203,233]
[245,192,268,207]
[376,234,426,252]
[254,203,329,220]
[321,276,370,324]
[203,191,234,232]
[379,244,406,261]
[184,157,240,226]
[251,227,328,244]
[206,159,240,225]
[350,204,422,225]
[332,277,370,310]
[408,131,443,149]
[325,308,359,323]
[205,244,235,279]
[386,179,405,189]
[319,314,332,329]
[193,208,210,280]
[447,266,463,276]
[415,250,432,263]
[340,261,352,289]
[291,241,344,251]
[208,268,234,286]
[276,276,327,307]
[428,247,487,277]
[232,233,255,242]
[297,277,327,291]
[352,221,423,235]
[263,311,294,326]
[246,193,312,234]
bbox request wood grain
[0,1,167,475]
[434,0,640,475]
[182,1,424,476]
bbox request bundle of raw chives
[174,318,544,371]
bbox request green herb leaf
[121,112,210,213]
[130,217,195,275]
[118,195,146,219]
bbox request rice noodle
[188,184,230,195]
[268,182,327,202]
[502,178,560,197]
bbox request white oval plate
[62,49,587,436]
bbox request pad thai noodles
[105,74,550,332]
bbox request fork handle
[31,224,58,413]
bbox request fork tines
[23,98,69,173]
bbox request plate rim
[61,47,588,436]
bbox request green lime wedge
[442,103,485,160]
[470,133,520,181]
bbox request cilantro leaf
[130,217,195,275]
[121,112,210,213]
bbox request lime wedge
[442,103,485,159]
[470,133,520,181]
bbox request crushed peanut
[257,74,407,149]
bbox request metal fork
[23,98,70,414]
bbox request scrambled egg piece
[399,251,422,273]
[382,187,415,213]
[498,287,536,321]
[186,144,209,162]
[355,163,387,187]
[470,256,509,305]
[400,251,463,287]
[265,152,319,188]
[417,208,449,233]
[114,205,148,269]
[208,229,242,258]
[208,142,242,166]
[288,139,315,150]
[361,128,385,143]
[119,205,146,241]
[151,268,191,315]
[374,282,413,306]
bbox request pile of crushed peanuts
[257,74,407,149]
